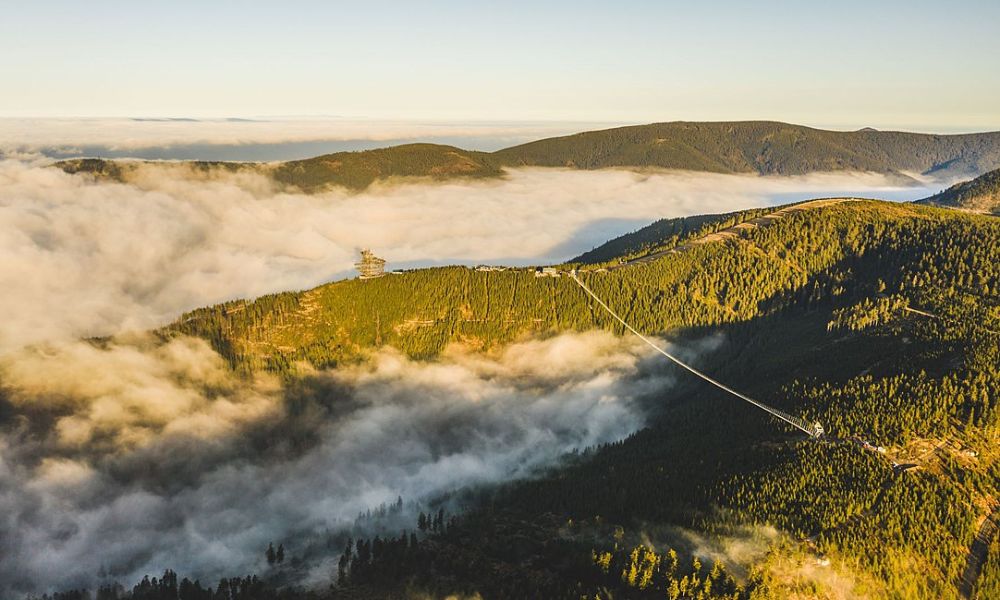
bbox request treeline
[26,571,316,600]
[589,545,755,599]
[333,511,766,599]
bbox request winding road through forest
[961,506,998,599]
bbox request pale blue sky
[1,0,998,131]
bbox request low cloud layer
[0,118,609,159]
[2,336,279,452]
[0,331,667,594]
[0,159,930,351]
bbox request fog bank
[0,332,669,593]
[0,117,610,159]
[0,160,931,351]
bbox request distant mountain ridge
[55,121,1000,190]
[57,143,501,192]
[494,121,1000,179]
[916,168,1000,214]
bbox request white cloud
[0,331,667,594]
[0,117,601,154]
[0,160,929,351]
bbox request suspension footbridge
[568,271,825,438]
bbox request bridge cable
[568,272,822,437]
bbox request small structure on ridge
[534,267,560,278]
[355,249,387,279]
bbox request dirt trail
[903,306,1000,336]
[961,506,998,599]
[606,198,861,271]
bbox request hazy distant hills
[57,143,501,192]
[56,121,1000,190]
[494,121,1000,179]
[270,143,501,191]
[917,167,1000,214]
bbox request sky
[1,0,999,132]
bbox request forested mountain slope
[169,200,998,379]
[571,211,739,265]
[268,143,501,191]
[493,121,1000,179]
[55,121,1000,190]
[56,143,501,192]
[65,200,1000,599]
[918,167,1000,214]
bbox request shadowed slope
[493,121,1000,179]
[917,167,1000,214]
